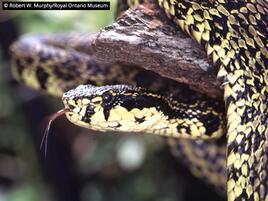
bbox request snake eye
[102,93,113,104]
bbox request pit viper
[10,0,268,200]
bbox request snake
[9,0,268,200]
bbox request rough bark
[91,3,222,98]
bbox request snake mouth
[64,107,151,131]
[64,109,125,124]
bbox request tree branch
[92,3,222,98]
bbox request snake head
[62,84,167,132]
[62,84,224,138]
[62,84,142,130]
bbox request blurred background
[0,1,225,201]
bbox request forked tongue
[40,108,70,157]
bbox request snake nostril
[69,105,75,110]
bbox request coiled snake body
[10,0,268,200]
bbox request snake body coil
[10,0,268,200]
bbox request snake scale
[9,0,268,200]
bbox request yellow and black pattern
[62,84,224,139]
[167,137,227,193]
[10,0,268,200]
[158,0,268,200]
